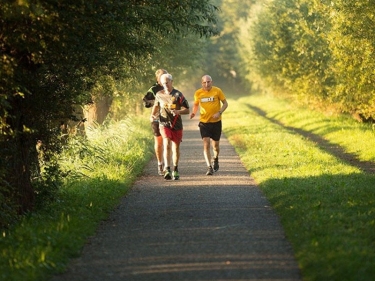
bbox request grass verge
[223,93,375,281]
[0,116,154,281]
[2,93,374,281]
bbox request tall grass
[223,93,375,281]
[0,116,153,281]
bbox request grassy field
[0,117,154,281]
[223,93,375,281]
[1,93,374,281]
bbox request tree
[0,0,219,222]
[238,0,375,119]
[199,0,255,91]
[323,0,375,119]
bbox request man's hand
[213,112,221,119]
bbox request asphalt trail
[51,117,301,281]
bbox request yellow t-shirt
[194,86,226,123]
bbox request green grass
[2,93,375,281]
[223,93,375,281]
[0,116,154,281]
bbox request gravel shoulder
[51,117,302,281]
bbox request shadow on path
[51,118,301,281]
[248,104,375,174]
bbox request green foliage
[59,118,152,181]
[0,116,153,281]
[33,160,62,210]
[0,0,220,214]
[223,93,375,281]
[197,0,254,91]
[324,1,375,118]
[0,183,19,228]
[240,0,331,99]
[238,0,375,120]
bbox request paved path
[51,117,301,281]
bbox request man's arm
[189,103,199,119]
[213,99,228,120]
[150,103,159,122]
[220,99,228,114]
[175,107,190,115]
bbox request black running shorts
[198,121,222,141]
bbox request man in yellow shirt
[190,75,228,175]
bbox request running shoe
[206,166,214,176]
[213,157,219,172]
[164,169,172,180]
[158,164,164,176]
[173,170,180,180]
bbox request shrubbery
[238,0,375,121]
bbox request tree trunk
[83,96,113,129]
[11,136,35,214]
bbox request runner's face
[201,78,212,91]
[161,78,172,92]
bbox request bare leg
[212,139,220,172]
[154,135,163,164]
[212,139,220,159]
[203,137,211,167]
[163,137,172,169]
[172,141,180,168]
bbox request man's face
[161,78,172,92]
[201,77,212,91]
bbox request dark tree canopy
[0,0,219,221]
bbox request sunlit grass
[245,94,375,162]
[2,92,375,281]
[223,93,375,281]
[0,115,154,281]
